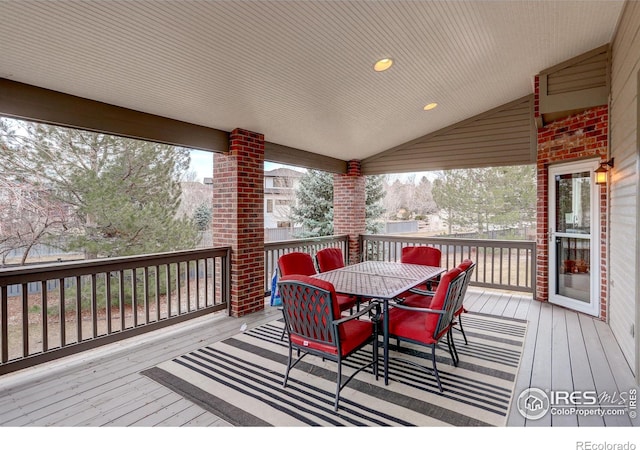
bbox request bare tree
[0,180,72,264]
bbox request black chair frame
[279,278,380,411]
[386,271,466,393]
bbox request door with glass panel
[548,160,600,316]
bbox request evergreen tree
[290,170,334,237]
[365,175,385,234]
[0,118,199,259]
[193,203,213,231]
[290,170,386,237]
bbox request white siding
[609,0,640,376]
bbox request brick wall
[535,76,609,318]
[213,129,265,317]
[333,160,366,264]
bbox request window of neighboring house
[266,199,274,213]
[273,177,291,188]
[275,199,290,206]
[277,221,291,228]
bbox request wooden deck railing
[360,234,536,294]
[0,247,230,375]
[263,234,536,295]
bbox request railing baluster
[75,276,82,342]
[203,259,209,308]
[1,286,8,363]
[106,272,112,334]
[186,261,191,313]
[91,274,97,338]
[22,284,28,357]
[166,264,172,318]
[195,260,200,310]
[132,269,138,328]
[155,265,160,321]
[144,267,149,325]
[59,278,66,347]
[119,270,125,331]
[176,262,182,315]
[41,281,48,352]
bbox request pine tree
[365,175,385,234]
[290,170,334,237]
[0,118,199,260]
[193,202,213,231]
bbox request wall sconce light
[594,158,614,185]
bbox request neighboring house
[264,168,303,229]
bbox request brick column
[535,77,609,318]
[213,129,265,317]
[334,160,366,264]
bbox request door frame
[548,158,601,316]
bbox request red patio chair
[315,247,346,272]
[278,251,357,312]
[401,259,476,345]
[277,252,357,341]
[315,247,360,311]
[278,251,317,277]
[401,245,442,291]
[278,274,379,411]
[386,267,466,392]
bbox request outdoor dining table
[312,260,445,385]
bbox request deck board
[527,302,553,426]
[506,298,540,426]
[579,314,633,426]
[593,318,640,428]
[550,307,578,426]
[565,311,605,426]
[0,288,637,428]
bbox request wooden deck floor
[0,288,637,428]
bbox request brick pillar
[535,76,609,318]
[213,129,265,317]
[334,160,366,264]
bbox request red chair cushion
[401,292,434,308]
[278,252,317,276]
[401,246,441,266]
[400,246,442,292]
[423,267,462,337]
[388,307,437,345]
[316,247,345,272]
[337,293,358,311]
[290,318,373,356]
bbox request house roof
[0,1,625,167]
[264,168,305,178]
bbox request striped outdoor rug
[142,312,527,426]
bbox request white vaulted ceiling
[0,1,625,162]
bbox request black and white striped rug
[142,312,527,426]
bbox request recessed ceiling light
[423,102,438,111]
[373,58,393,72]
